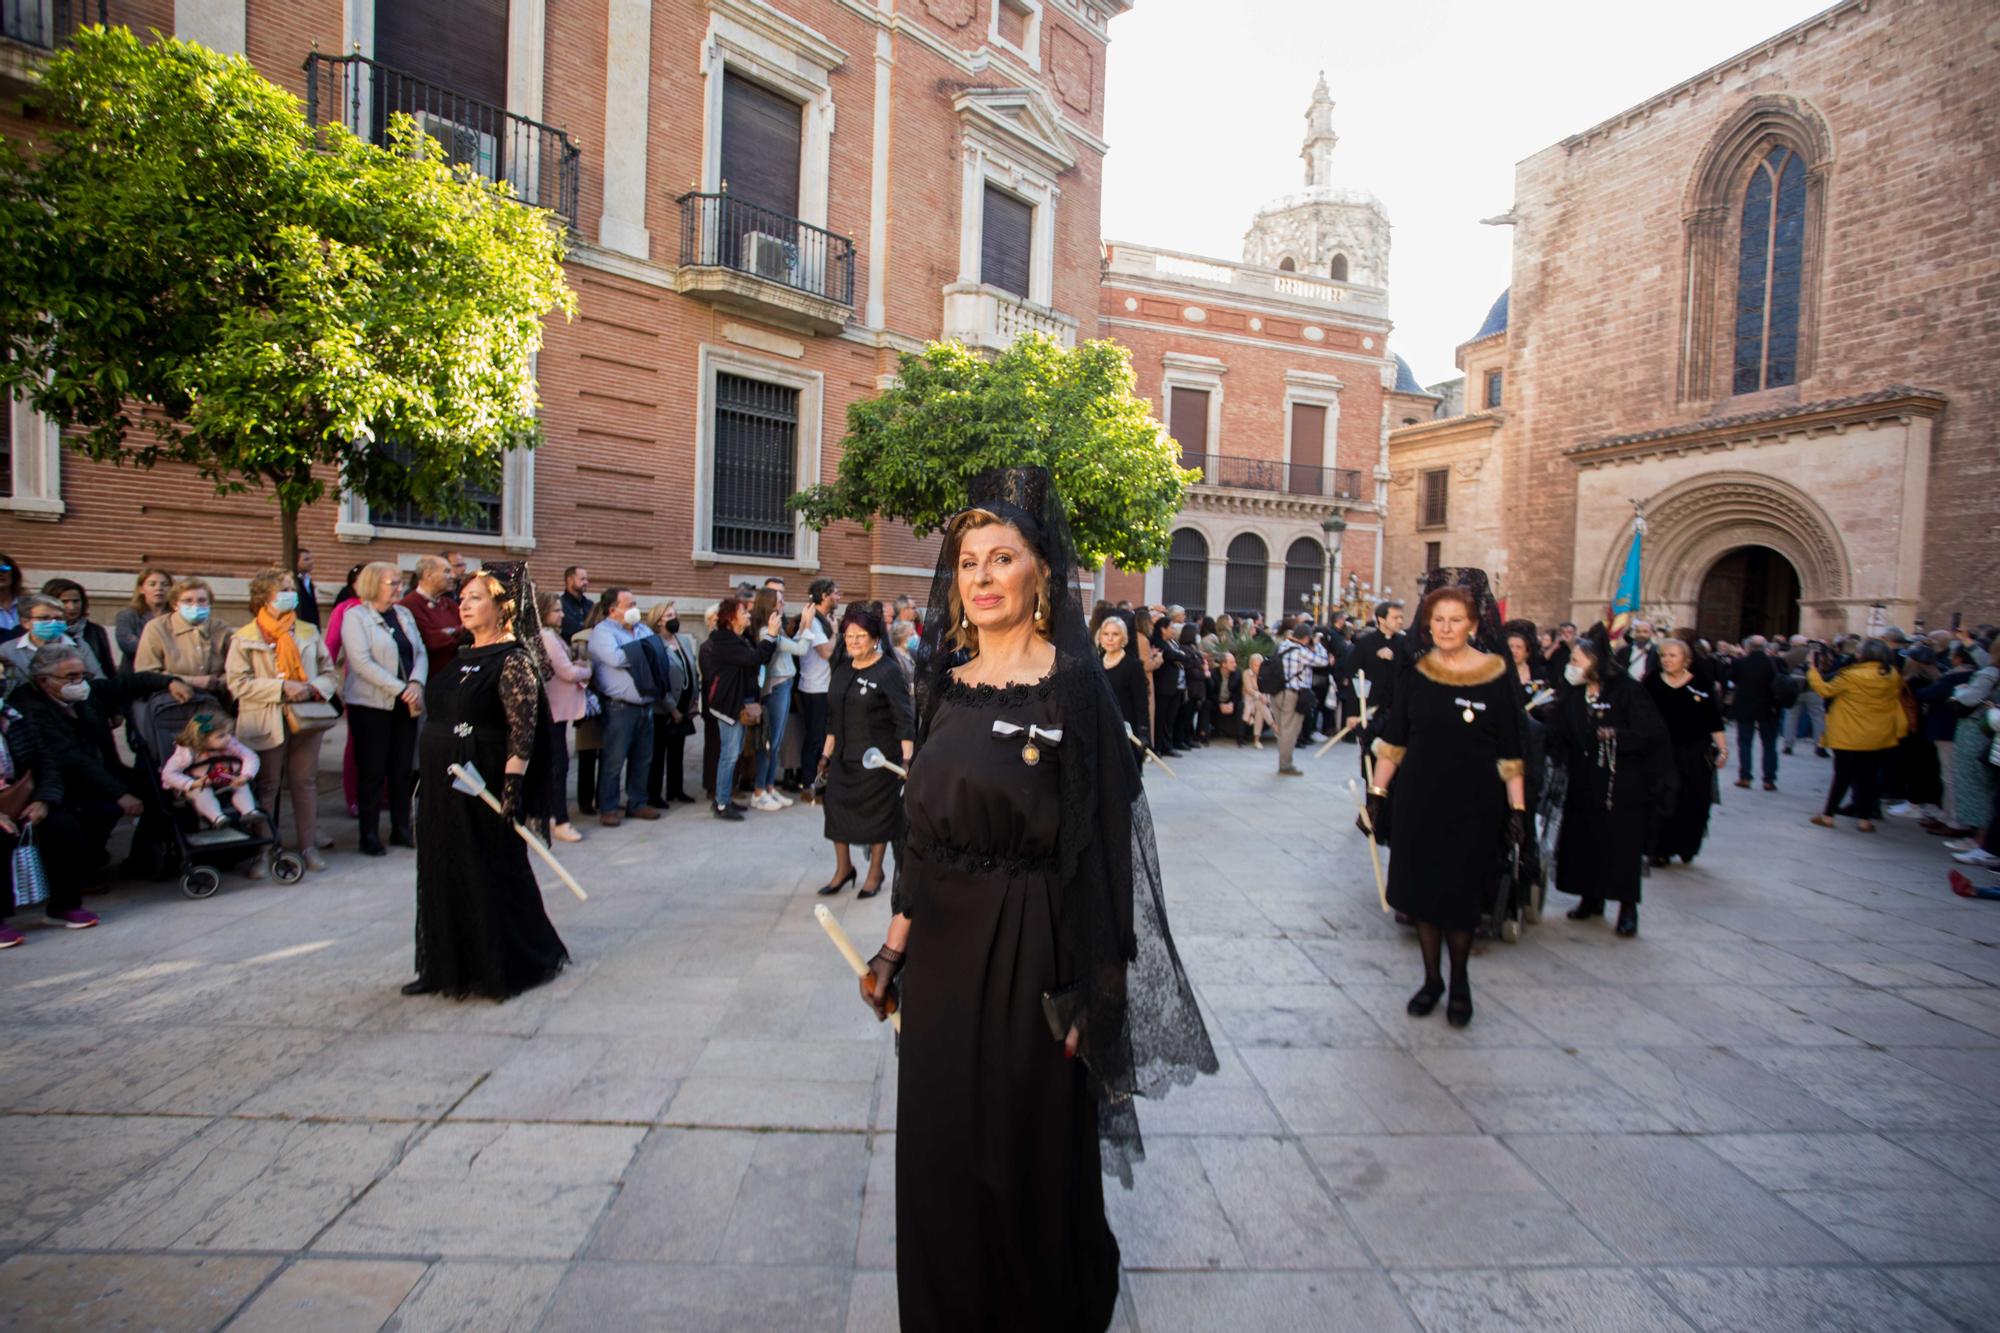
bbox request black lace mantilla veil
[897,466,1218,1185]
[1413,566,1506,655]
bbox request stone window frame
[952,90,1069,309]
[336,448,537,553]
[989,0,1043,71]
[1484,369,1503,408]
[1676,96,1832,404]
[3,390,65,522]
[1160,352,1226,472]
[1281,368,1343,476]
[1418,466,1449,531]
[698,0,847,235]
[692,343,824,572]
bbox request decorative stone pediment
[954,84,1077,175]
[922,0,976,28]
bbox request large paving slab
[0,737,1992,1330]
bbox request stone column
[599,0,653,260]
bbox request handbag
[11,823,48,909]
[738,699,764,728]
[283,695,344,735]
[0,772,34,822]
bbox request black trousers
[648,715,691,804]
[576,747,599,814]
[796,690,829,787]
[1825,748,1885,819]
[349,702,418,836]
[1,805,90,919]
[546,720,571,821]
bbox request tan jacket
[132,614,231,685]
[224,620,340,751]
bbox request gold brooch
[1021,741,1041,766]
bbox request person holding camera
[1808,638,1908,832]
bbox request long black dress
[1375,653,1527,932]
[822,654,913,845]
[413,640,569,999]
[1645,673,1723,862]
[1100,649,1150,750]
[896,674,1120,1333]
[1548,676,1676,907]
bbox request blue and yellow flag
[1609,516,1644,634]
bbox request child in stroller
[160,712,268,833]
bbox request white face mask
[1563,663,1587,687]
[622,606,643,627]
[59,680,92,703]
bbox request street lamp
[1321,512,1347,618]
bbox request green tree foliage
[0,28,575,563]
[790,334,1197,571]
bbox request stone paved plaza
[1,739,1996,1332]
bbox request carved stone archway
[1596,471,1850,623]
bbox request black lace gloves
[863,944,903,1022]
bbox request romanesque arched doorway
[1695,546,1801,643]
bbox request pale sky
[1100,0,1834,388]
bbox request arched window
[1282,537,1324,615]
[1732,146,1805,394]
[1277,257,1296,272]
[1162,528,1208,618]
[1328,253,1348,282]
[1224,533,1268,616]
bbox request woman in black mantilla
[815,605,913,898]
[402,563,569,1000]
[1548,624,1678,937]
[859,467,1215,1333]
[1643,635,1726,867]
[1368,576,1529,1027]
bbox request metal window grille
[712,373,798,560]
[376,442,502,535]
[1162,528,1208,618]
[1282,537,1323,614]
[1223,533,1268,616]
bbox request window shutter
[1485,370,1503,408]
[721,72,803,217]
[1169,388,1209,467]
[981,186,1034,300]
[1420,469,1448,528]
[375,0,509,108]
[1289,402,1326,495]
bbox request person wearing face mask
[40,580,117,687]
[227,568,342,874]
[1546,624,1677,937]
[115,566,176,671]
[342,562,429,857]
[7,643,191,919]
[400,555,464,677]
[2,594,107,692]
[0,552,22,639]
[643,602,699,809]
[537,590,591,842]
[584,586,665,826]
[131,578,231,697]
[703,595,780,821]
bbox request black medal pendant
[1020,740,1041,767]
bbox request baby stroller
[128,690,305,898]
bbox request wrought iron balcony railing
[677,191,855,310]
[2,0,104,49]
[303,52,580,231]
[1192,454,1364,502]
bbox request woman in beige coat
[131,577,231,696]
[226,568,340,873]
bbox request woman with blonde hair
[342,561,427,857]
[131,577,230,695]
[226,567,340,873]
[115,565,175,670]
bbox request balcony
[1192,454,1364,502]
[2,0,100,49]
[675,192,854,336]
[942,282,1077,353]
[303,52,581,232]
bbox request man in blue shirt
[587,588,664,826]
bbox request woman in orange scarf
[226,568,341,874]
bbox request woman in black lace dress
[859,468,1215,1333]
[815,605,913,898]
[402,564,568,1000]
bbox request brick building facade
[1388,0,1998,639]
[2,0,1129,613]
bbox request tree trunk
[279,497,300,574]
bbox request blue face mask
[178,604,211,625]
[29,620,65,642]
[272,591,299,614]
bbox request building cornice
[1098,316,1393,374]
[1102,279,1391,335]
[1566,385,1946,469]
[1389,412,1503,449]
[1184,487,1378,523]
[709,0,849,70]
[1556,0,1870,154]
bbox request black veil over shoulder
[1414,565,1507,656]
[900,466,1217,1184]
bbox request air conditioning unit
[412,110,498,182]
[743,231,798,283]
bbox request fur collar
[1414,650,1506,687]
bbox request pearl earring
[960,614,969,629]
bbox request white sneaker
[1884,802,1922,818]
[773,790,796,808]
[751,792,783,812]
[1944,838,1980,852]
[1952,848,2000,868]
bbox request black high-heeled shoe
[1566,902,1603,921]
[817,868,857,896]
[1406,979,1445,1016]
[1615,902,1638,937]
[1446,988,1474,1028]
[359,831,387,858]
[857,877,885,900]
[400,977,437,996]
